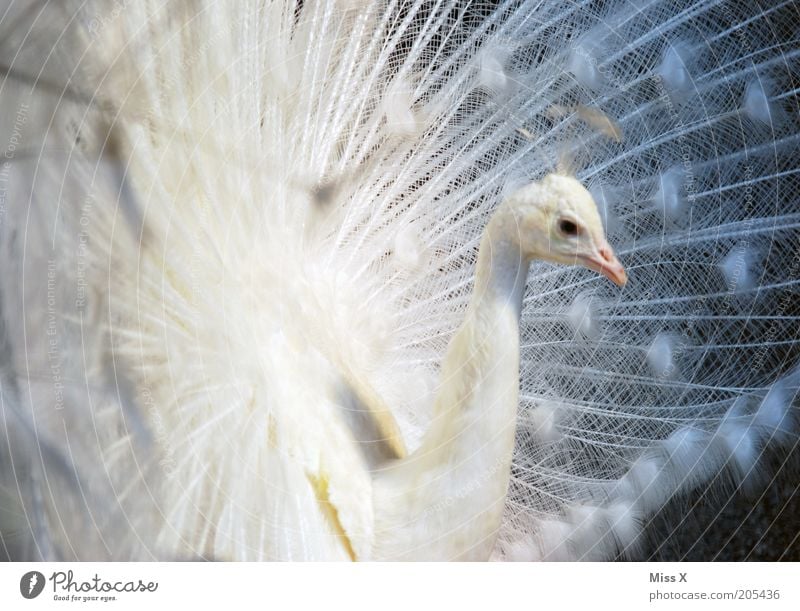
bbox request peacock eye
[558,218,580,237]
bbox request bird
[0,0,798,561]
[372,175,626,560]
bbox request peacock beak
[580,242,627,286]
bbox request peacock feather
[0,0,798,561]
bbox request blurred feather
[0,0,798,560]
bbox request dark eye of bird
[559,219,579,236]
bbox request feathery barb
[0,0,798,560]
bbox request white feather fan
[0,0,798,561]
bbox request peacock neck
[423,206,530,441]
[415,207,530,470]
[474,210,530,319]
[372,206,531,559]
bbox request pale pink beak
[580,242,627,287]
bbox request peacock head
[503,174,627,286]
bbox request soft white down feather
[0,0,798,561]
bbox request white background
[0,562,796,610]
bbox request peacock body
[0,0,798,561]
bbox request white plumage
[0,0,798,561]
